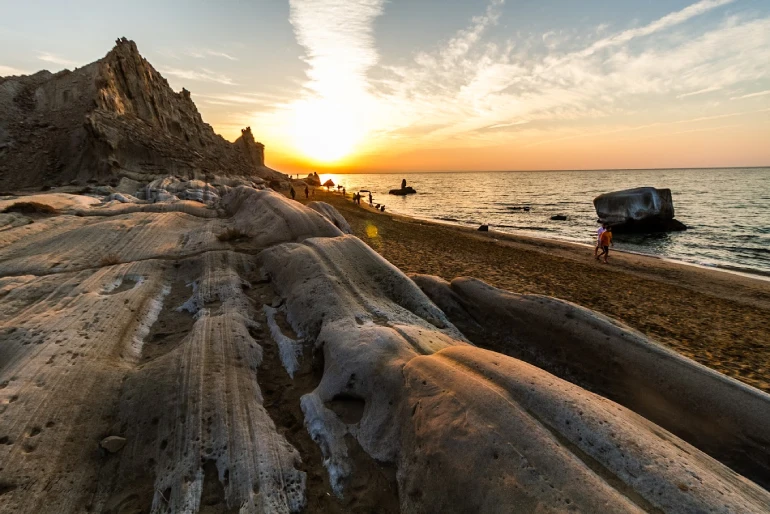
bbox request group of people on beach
[595,224,613,264]
[289,184,313,200]
[353,192,372,206]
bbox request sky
[1,0,769,173]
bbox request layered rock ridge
[0,184,769,513]
[0,38,282,189]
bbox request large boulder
[594,187,686,232]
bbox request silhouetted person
[368,192,373,205]
[304,185,309,199]
[343,187,346,196]
[290,186,296,200]
[401,178,406,189]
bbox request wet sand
[299,189,770,393]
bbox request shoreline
[371,206,770,281]
[299,188,770,393]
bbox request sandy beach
[300,189,770,394]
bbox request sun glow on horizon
[291,97,364,164]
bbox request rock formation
[594,187,686,232]
[1,182,769,513]
[0,38,284,190]
[412,275,770,491]
[304,172,321,187]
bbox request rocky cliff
[0,38,283,190]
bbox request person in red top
[596,226,613,264]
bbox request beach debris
[478,224,489,231]
[100,436,127,453]
[550,214,567,221]
[594,186,687,232]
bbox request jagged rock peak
[0,38,283,189]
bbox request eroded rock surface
[0,185,768,513]
[412,274,770,491]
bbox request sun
[292,98,361,164]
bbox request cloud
[677,86,722,98]
[288,0,385,98]
[731,89,770,100]
[570,0,735,60]
[257,0,768,162]
[161,67,237,85]
[192,92,290,107]
[37,52,77,68]
[357,0,769,150]
[0,65,28,76]
[187,49,238,61]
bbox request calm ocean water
[319,168,770,276]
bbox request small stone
[100,436,127,453]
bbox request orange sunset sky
[2,0,769,173]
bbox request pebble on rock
[100,436,127,453]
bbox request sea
[318,168,770,277]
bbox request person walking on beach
[304,185,309,199]
[595,223,606,258]
[597,226,613,264]
[290,186,296,200]
[368,192,373,206]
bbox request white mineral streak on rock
[260,234,770,512]
[307,201,353,234]
[129,283,170,360]
[300,393,351,497]
[264,304,302,378]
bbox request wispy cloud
[0,65,28,76]
[161,67,237,86]
[192,92,291,107]
[677,86,722,98]
[730,89,770,100]
[358,0,769,150]
[37,52,77,68]
[187,49,238,61]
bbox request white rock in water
[100,436,127,453]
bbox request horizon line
[305,165,770,175]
